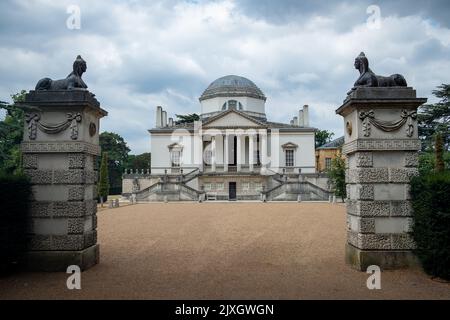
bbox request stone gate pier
[337,86,427,270]
[336,52,428,270]
[19,56,107,271]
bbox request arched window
[222,100,243,111]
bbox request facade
[123,75,332,201]
[315,136,345,172]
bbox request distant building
[122,75,333,201]
[315,136,345,172]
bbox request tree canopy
[418,84,450,151]
[315,130,334,148]
[0,91,27,174]
[175,113,200,125]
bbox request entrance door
[229,182,237,201]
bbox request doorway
[229,182,237,201]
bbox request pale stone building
[123,75,331,201]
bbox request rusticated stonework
[30,200,97,218]
[25,169,97,185]
[347,231,416,250]
[68,186,85,201]
[355,152,373,167]
[23,154,38,169]
[404,151,419,167]
[347,200,412,217]
[389,168,419,183]
[346,168,389,184]
[357,184,374,200]
[68,154,86,169]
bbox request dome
[199,75,266,101]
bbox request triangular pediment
[203,110,265,128]
[281,142,299,149]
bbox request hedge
[410,171,450,280]
[0,174,32,273]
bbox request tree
[315,130,334,148]
[99,132,130,165]
[126,153,151,170]
[99,132,130,195]
[328,152,346,201]
[0,91,27,175]
[435,132,445,172]
[98,152,109,206]
[418,84,450,151]
[175,113,200,125]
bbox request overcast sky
[1,0,449,154]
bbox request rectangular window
[216,183,224,191]
[285,149,294,167]
[253,182,263,192]
[204,183,212,191]
[325,158,332,170]
[242,182,250,192]
[171,151,181,167]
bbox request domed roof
[199,75,266,101]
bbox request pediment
[281,142,298,149]
[203,110,265,128]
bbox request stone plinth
[19,90,107,271]
[336,87,426,270]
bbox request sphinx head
[354,52,369,74]
[73,55,87,77]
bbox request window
[325,158,332,170]
[216,183,224,191]
[285,149,294,167]
[253,182,263,192]
[222,100,243,111]
[171,150,181,167]
[204,183,212,191]
[242,182,250,192]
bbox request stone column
[223,134,228,172]
[211,135,216,172]
[249,134,254,172]
[336,87,426,270]
[236,134,242,172]
[20,90,107,271]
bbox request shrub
[410,171,450,280]
[327,154,346,201]
[0,174,32,273]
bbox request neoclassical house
[123,75,331,201]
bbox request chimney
[293,116,298,126]
[168,117,173,127]
[156,106,162,128]
[162,111,167,127]
[298,110,304,126]
[303,105,309,127]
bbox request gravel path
[1,202,449,299]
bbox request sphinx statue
[35,55,88,90]
[353,52,407,88]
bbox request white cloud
[0,0,449,154]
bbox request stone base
[345,243,420,271]
[22,244,99,272]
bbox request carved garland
[359,109,417,137]
[25,112,82,140]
